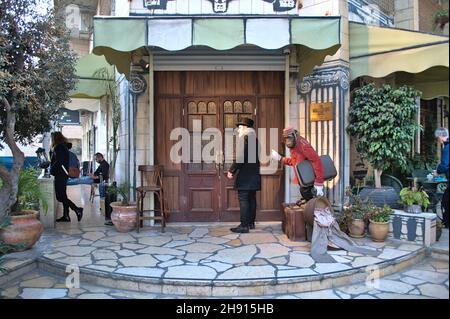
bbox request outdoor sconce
[36,147,50,178]
[138,59,149,71]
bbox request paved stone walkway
[0,256,447,299]
[26,223,423,281]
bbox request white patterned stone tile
[92,249,117,260]
[136,246,185,256]
[138,236,172,246]
[201,261,233,272]
[375,293,431,299]
[377,248,410,260]
[78,293,114,299]
[351,256,382,268]
[269,257,288,265]
[189,228,209,238]
[96,260,118,267]
[55,246,95,256]
[277,268,317,277]
[218,265,275,280]
[119,254,158,267]
[53,239,81,247]
[159,259,184,268]
[20,288,67,299]
[256,243,290,259]
[82,231,105,242]
[115,249,136,257]
[20,276,56,288]
[297,290,340,299]
[210,245,257,264]
[86,265,116,272]
[103,234,136,244]
[400,276,426,285]
[122,243,146,250]
[288,253,315,268]
[403,270,449,284]
[185,253,212,262]
[197,236,230,245]
[418,283,449,299]
[165,265,217,279]
[164,240,194,248]
[154,254,175,261]
[115,267,164,277]
[377,279,415,294]
[57,256,92,267]
[176,243,224,253]
[314,263,352,274]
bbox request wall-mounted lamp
[138,59,149,71]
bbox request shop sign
[310,102,333,122]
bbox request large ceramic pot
[0,210,43,251]
[368,220,390,242]
[348,219,365,238]
[110,202,137,232]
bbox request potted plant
[347,84,421,209]
[0,168,47,250]
[399,187,430,213]
[368,204,392,242]
[108,182,137,232]
[432,9,449,32]
[340,194,371,238]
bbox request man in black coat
[227,118,261,233]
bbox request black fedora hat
[236,117,254,128]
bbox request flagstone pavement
[0,185,448,299]
[0,256,447,299]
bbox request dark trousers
[54,178,79,218]
[442,186,449,228]
[238,190,257,227]
[300,185,315,202]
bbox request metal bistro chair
[136,165,166,233]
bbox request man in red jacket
[271,127,324,201]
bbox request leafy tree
[346,84,420,188]
[0,0,77,218]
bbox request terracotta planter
[110,202,137,232]
[0,210,43,251]
[369,220,390,242]
[348,219,365,238]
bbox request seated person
[88,152,110,184]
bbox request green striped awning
[70,53,115,99]
[93,16,342,79]
[350,22,449,99]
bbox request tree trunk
[374,168,382,189]
[0,98,24,218]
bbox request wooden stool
[136,165,166,232]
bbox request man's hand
[271,149,282,161]
[227,171,233,179]
[314,185,324,197]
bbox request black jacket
[94,160,110,182]
[50,143,69,179]
[229,131,261,191]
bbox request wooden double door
[155,71,284,222]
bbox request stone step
[35,248,427,297]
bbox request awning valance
[93,16,342,79]
[70,53,115,99]
[350,22,449,99]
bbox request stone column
[38,174,58,229]
[288,0,351,208]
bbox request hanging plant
[347,84,421,188]
[432,9,449,31]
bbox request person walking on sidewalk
[50,132,83,222]
[434,127,449,228]
[227,118,261,233]
[271,127,324,202]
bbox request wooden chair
[136,165,166,233]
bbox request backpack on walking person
[68,151,80,178]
